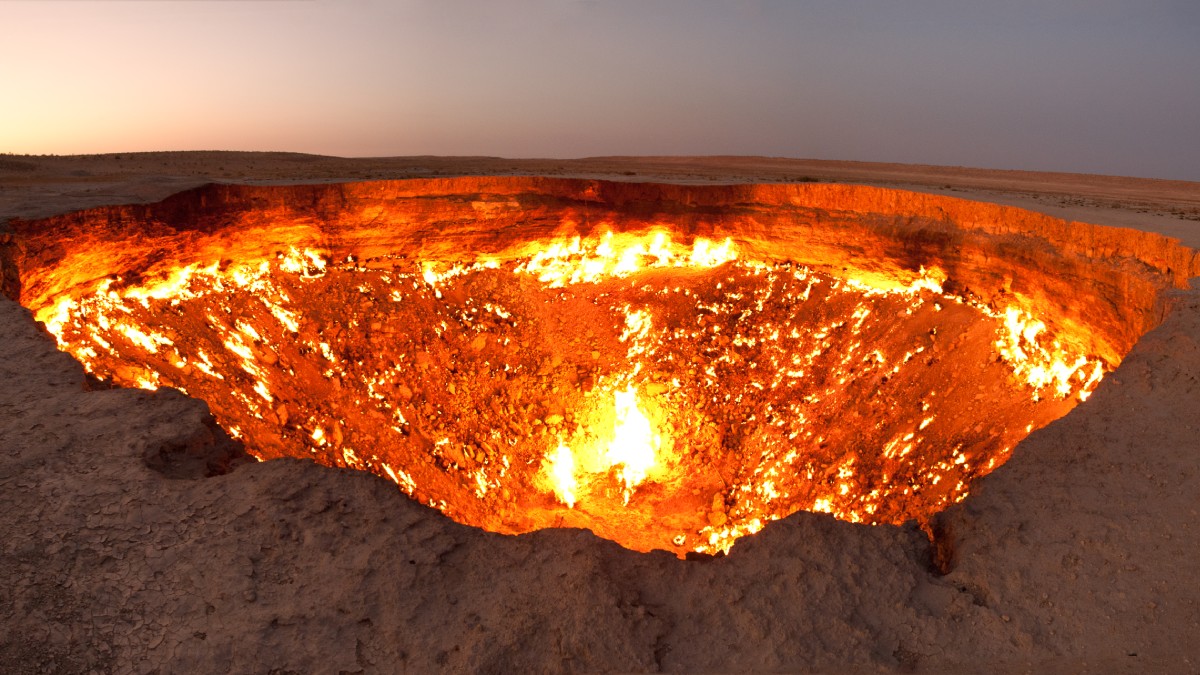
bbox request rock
[544,414,564,426]
[396,384,413,401]
[706,510,727,528]
[645,381,669,396]
[708,493,728,527]
[442,443,466,467]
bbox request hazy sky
[2,0,1197,180]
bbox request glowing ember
[26,229,1111,556]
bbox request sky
[1,0,1198,180]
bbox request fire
[843,265,946,296]
[514,230,737,287]
[28,229,1114,557]
[544,442,577,508]
[540,385,661,508]
[605,385,660,501]
[688,237,737,267]
[279,247,327,278]
[995,306,1105,401]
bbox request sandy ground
[1,152,1199,673]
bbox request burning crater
[5,178,1192,557]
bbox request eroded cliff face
[0,232,19,301]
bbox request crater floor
[47,245,1099,556]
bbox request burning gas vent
[8,178,1192,557]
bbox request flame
[844,265,946,296]
[540,384,662,504]
[995,306,1106,401]
[31,227,1116,557]
[688,237,737,267]
[606,385,659,502]
[541,385,661,508]
[543,442,577,508]
[279,247,327,278]
[514,230,737,287]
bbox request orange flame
[32,228,1115,557]
[995,306,1106,401]
[514,230,737,287]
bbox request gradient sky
[2,0,1197,180]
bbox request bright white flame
[544,442,577,508]
[514,231,739,287]
[689,237,737,267]
[606,385,659,501]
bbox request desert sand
[1,153,1199,673]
